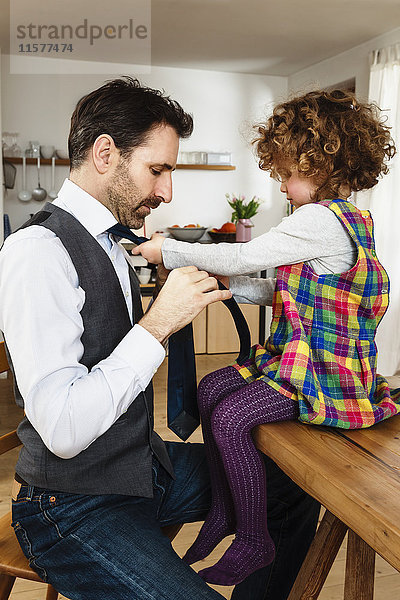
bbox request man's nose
[280,181,287,194]
[156,174,173,204]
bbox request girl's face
[278,168,318,210]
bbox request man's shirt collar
[53,178,117,238]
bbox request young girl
[134,90,400,586]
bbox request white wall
[288,27,400,100]
[1,57,288,238]
[6,23,400,240]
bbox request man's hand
[132,233,165,264]
[139,266,232,345]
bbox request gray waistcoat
[6,202,173,497]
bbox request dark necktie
[107,224,251,441]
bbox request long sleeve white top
[162,203,357,306]
[0,179,165,459]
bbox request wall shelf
[4,157,70,166]
[4,157,236,170]
[176,164,235,170]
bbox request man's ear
[91,134,118,174]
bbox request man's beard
[105,160,161,229]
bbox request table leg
[288,510,348,599]
[344,529,375,600]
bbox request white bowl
[41,145,55,159]
[167,226,207,242]
[56,149,69,160]
[138,273,151,284]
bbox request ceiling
[151,0,400,76]
[1,0,400,76]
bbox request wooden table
[254,415,400,599]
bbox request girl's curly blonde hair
[254,89,396,201]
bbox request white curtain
[357,43,400,376]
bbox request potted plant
[226,193,261,242]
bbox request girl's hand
[132,233,165,264]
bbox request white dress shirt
[0,179,165,459]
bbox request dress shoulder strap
[319,199,376,254]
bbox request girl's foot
[182,510,235,565]
[198,534,275,586]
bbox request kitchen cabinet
[192,308,207,354]
[206,302,259,354]
[142,294,259,355]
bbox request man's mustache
[142,197,162,210]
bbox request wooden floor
[0,354,399,599]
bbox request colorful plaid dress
[236,199,400,429]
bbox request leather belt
[14,472,29,485]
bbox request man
[0,77,319,599]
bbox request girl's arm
[159,204,354,276]
[230,275,276,306]
[134,204,356,277]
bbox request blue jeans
[12,442,319,600]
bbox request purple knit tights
[183,366,298,586]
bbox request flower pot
[236,219,253,242]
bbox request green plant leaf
[226,193,261,222]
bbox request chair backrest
[0,347,59,599]
[0,341,9,374]
[0,342,21,453]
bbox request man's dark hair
[68,77,193,169]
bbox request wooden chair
[0,342,181,598]
[0,341,59,599]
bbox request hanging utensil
[18,156,32,202]
[48,156,58,200]
[31,156,47,202]
[2,160,16,190]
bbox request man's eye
[151,168,161,175]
